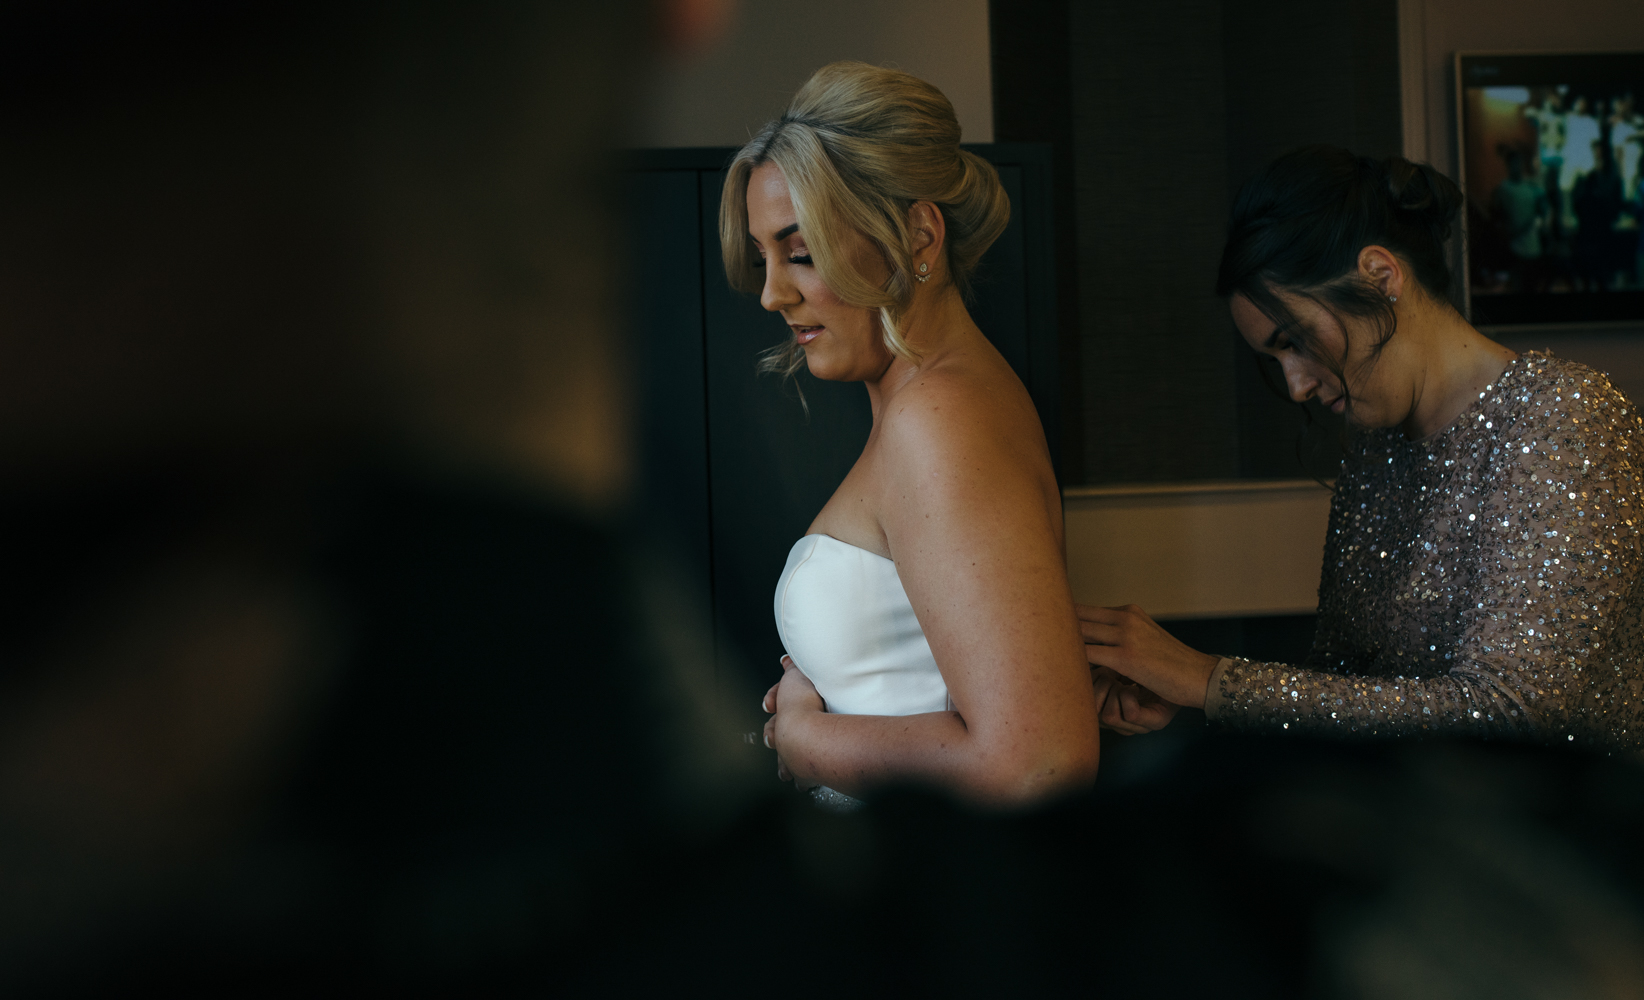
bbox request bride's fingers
[761,681,781,713]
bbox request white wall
[634,0,993,149]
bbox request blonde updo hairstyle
[720,61,1011,377]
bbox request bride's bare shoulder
[877,357,1043,475]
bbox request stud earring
[915,261,929,285]
[1388,294,1398,303]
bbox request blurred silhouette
[1489,146,1552,292]
[0,2,765,990]
[4,5,1644,996]
[1573,139,1629,290]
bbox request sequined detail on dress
[809,786,865,812]
[1209,353,1644,750]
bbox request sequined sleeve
[1207,366,1644,748]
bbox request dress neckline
[1403,352,1527,446]
[803,532,894,563]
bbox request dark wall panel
[1069,0,1242,484]
[971,165,1030,383]
[1221,0,1402,478]
[1040,0,1404,484]
[624,169,713,589]
[990,0,1084,481]
[1222,0,1401,191]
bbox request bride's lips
[1323,394,1346,414]
[791,324,824,344]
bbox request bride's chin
[802,351,847,382]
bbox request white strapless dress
[773,533,951,717]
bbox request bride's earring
[1388,294,1398,303]
[915,261,929,284]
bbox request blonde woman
[731,63,1110,807]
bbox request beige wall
[1399,0,1644,177]
[634,0,993,148]
[1399,0,1644,381]
[1064,481,1333,619]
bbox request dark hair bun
[1382,156,1462,241]
[1218,145,1461,306]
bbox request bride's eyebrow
[1264,320,1299,349]
[746,223,800,247]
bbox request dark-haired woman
[1082,146,1644,749]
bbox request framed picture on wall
[1456,51,1644,326]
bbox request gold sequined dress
[1208,353,1644,750]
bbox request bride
[728,62,1115,806]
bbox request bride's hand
[1078,603,1220,710]
[761,655,823,789]
[1090,666,1179,735]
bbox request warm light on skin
[745,161,897,384]
[742,161,1100,804]
[1230,289,1395,426]
[1231,245,1515,441]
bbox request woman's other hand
[1078,604,1220,710]
[761,655,823,789]
[1090,667,1180,735]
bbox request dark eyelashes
[751,253,814,269]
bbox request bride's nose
[760,264,800,313]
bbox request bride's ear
[907,200,947,272]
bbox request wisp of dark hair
[1216,145,1464,419]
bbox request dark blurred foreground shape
[0,1,773,989]
[590,730,1644,1000]
[3,2,1644,995]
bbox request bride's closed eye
[750,251,814,269]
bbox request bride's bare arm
[765,375,1100,807]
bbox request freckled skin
[749,162,1100,806]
